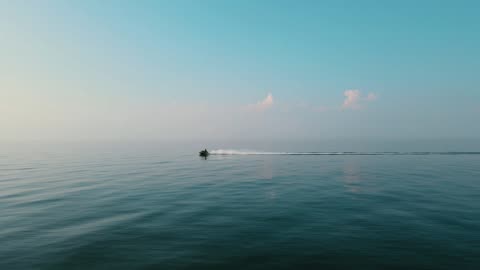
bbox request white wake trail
[209,149,344,155]
[208,150,480,156]
[210,149,286,155]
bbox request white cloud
[366,92,377,101]
[342,89,377,110]
[248,93,274,111]
[342,90,362,109]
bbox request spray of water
[209,149,480,156]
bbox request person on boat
[199,149,209,157]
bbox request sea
[1,140,479,269]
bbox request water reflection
[342,160,361,193]
[257,158,273,180]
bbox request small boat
[199,149,209,157]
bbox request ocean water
[1,142,480,269]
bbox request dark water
[1,143,480,269]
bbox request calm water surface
[1,143,479,269]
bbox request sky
[1,0,479,142]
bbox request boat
[199,149,209,157]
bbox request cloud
[342,89,377,110]
[366,93,377,101]
[248,93,274,111]
[260,93,274,108]
[342,90,362,109]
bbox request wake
[209,149,480,156]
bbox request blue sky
[1,1,479,141]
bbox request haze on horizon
[1,1,479,142]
